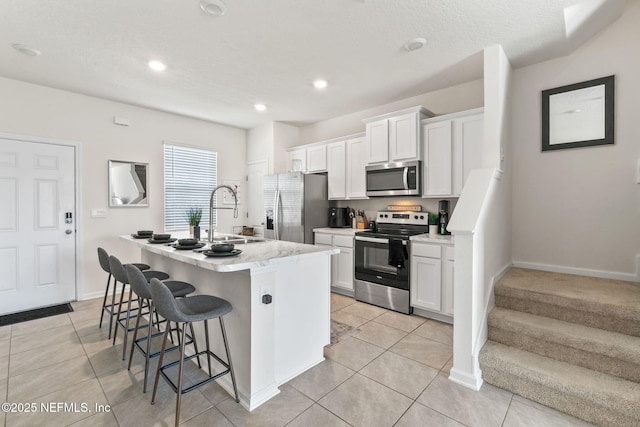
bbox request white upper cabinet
[306,144,327,172]
[421,108,484,198]
[453,114,484,196]
[366,120,389,163]
[327,140,346,200]
[345,136,368,199]
[287,148,306,172]
[423,120,453,197]
[389,112,420,161]
[363,106,434,164]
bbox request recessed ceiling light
[148,60,166,72]
[403,37,427,51]
[12,44,41,57]
[254,104,266,112]
[200,0,227,16]
[313,79,328,89]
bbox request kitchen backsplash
[331,197,457,221]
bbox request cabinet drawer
[315,233,332,246]
[333,235,353,248]
[411,243,441,259]
[445,245,455,261]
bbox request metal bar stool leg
[175,323,187,427]
[220,316,239,402]
[152,320,171,405]
[112,282,128,345]
[188,322,202,368]
[99,273,112,328]
[204,320,212,377]
[128,296,144,371]
[121,288,136,360]
[107,278,119,340]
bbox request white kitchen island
[122,235,336,410]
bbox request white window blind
[164,144,217,231]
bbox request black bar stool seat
[150,278,238,427]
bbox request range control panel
[376,211,429,226]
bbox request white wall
[298,79,484,144]
[0,76,247,299]
[273,122,300,173]
[247,122,273,172]
[511,0,640,280]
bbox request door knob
[65,229,73,235]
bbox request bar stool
[109,255,170,359]
[125,264,199,393]
[150,278,238,427]
[97,247,151,339]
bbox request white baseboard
[512,257,640,283]
[78,291,105,301]
[449,367,483,391]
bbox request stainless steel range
[354,210,429,314]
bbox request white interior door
[0,138,76,315]
[246,160,268,227]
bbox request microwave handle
[403,167,409,190]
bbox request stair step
[488,307,640,382]
[480,341,640,427]
[495,268,640,336]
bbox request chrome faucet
[208,185,239,243]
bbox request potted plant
[428,212,439,235]
[185,207,203,238]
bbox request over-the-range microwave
[365,160,421,197]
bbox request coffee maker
[438,200,450,235]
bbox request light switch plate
[91,208,107,218]
[637,159,640,184]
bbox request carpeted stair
[480,268,640,427]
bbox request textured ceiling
[0,0,625,129]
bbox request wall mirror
[108,160,149,207]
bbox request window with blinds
[164,144,217,231]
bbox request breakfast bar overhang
[122,236,336,411]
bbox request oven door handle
[355,236,408,245]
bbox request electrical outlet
[637,158,640,184]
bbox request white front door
[0,138,76,315]
[246,160,268,227]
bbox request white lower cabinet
[314,232,354,294]
[410,241,454,320]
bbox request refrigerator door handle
[274,190,281,240]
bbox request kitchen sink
[210,234,266,245]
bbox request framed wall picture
[541,75,614,152]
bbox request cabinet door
[366,120,389,163]
[422,121,453,197]
[410,255,442,311]
[288,149,306,172]
[453,114,483,195]
[306,145,327,172]
[346,136,368,199]
[334,246,354,291]
[327,140,346,200]
[389,112,419,161]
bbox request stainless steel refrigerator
[264,172,329,244]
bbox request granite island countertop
[122,235,338,273]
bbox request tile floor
[0,293,595,426]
